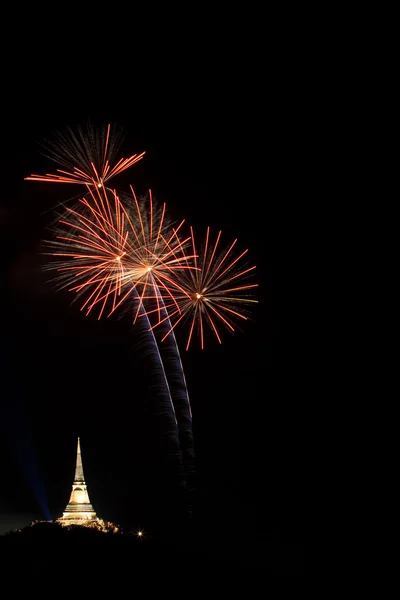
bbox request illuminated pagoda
[57,437,99,526]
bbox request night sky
[0,88,302,555]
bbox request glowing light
[196,293,202,299]
[134,526,145,539]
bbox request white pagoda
[57,437,99,526]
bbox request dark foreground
[0,520,303,575]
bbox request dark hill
[1,520,303,575]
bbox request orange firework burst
[44,185,195,319]
[25,123,145,188]
[143,226,258,350]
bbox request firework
[25,123,145,187]
[44,185,195,320]
[143,226,258,350]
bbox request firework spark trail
[143,226,258,350]
[24,123,145,188]
[133,289,178,424]
[150,282,196,491]
[128,288,187,488]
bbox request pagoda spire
[74,437,85,483]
